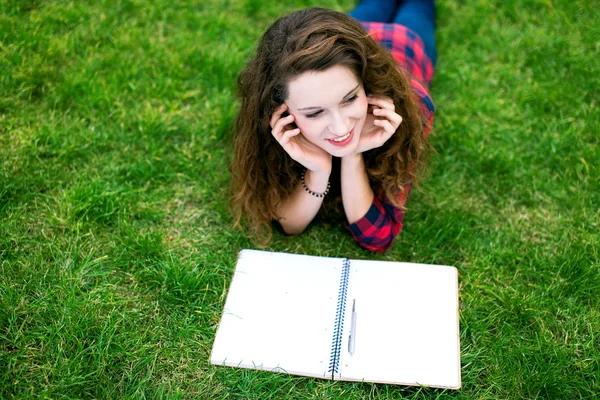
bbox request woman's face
[285,65,369,158]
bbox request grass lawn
[1,0,599,398]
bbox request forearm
[276,169,330,235]
[341,153,374,224]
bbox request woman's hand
[270,104,332,174]
[353,96,403,155]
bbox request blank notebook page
[340,260,460,388]
[210,250,342,378]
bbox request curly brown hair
[230,7,431,242]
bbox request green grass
[1,0,598,398]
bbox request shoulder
[359,22,417,46]
[360,22,434,86]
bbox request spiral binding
[328,258,351,378]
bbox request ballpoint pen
[348,299,356,355]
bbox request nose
[328,110,350,136]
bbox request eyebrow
[297,84,360,111]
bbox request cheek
[296,119,320,138]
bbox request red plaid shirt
[347,22,435,252]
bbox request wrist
[341,152,364,168]
[307,161,332,176]
[303,169,330,193]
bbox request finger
[270,104,289,129]
[373,108,403,127]
[271,114,295,139]
[367,96,395,110]
[374,118,396,134]
[270,104,288,129]
[280,128,301,145]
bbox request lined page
[339,260,460,388]
[211,250,342,378]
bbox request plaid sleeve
[346,186,412,252]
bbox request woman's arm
[340,95,404,251]
[270,104,333,234]
[276,169,330,235]
[338,95,400,225]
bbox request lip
[327,128,354,147]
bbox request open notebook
[211,250,461,389]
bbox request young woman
[230,0,436,252]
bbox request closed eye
[344,94,358,104]
[304,94,359,119]
[306,110,323,119]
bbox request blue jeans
[349,0,437,66]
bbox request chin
[329,140,359,158]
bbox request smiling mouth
[327,128,354,147]
[332,132,351,142]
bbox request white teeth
[332,132,350,142]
